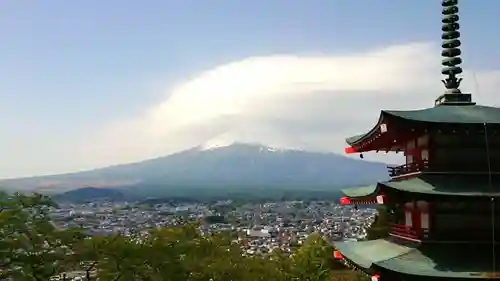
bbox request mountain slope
[139,143,388,186]
[0,143,389,193]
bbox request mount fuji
[0,142,389,198]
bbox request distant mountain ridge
[53,187,126,202]
[0,143,389,195]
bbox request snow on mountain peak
[258,145,288,153]
[197,130,306,153]
[198,139,304,153]
[199,139,235,151]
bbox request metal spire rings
[441,0,462,91]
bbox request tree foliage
[366,205,390,241]
[0,192,366,281]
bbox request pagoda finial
[441,0,463,93]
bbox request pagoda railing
[387,161,429,178]
[389,223,428,242]
[389,223,500,244]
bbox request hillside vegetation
[0,192,373,281]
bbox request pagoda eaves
[340,175,500,201]
[345,104,500,154]
[334,240,500,280]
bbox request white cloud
[9,41,500,177]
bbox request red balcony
[389,223,425,242]
[387,161,429,178]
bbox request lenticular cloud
[78,42,500,168]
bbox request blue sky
[1,0,499,178]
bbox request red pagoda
[333,1,500,280]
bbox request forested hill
[0,192,379,281]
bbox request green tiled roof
[335,239,499,278]
[385,105,500,124]
[345,134,367,145]
[377,243,498,278]
[334,239,412,269]
[383,175,500,196]
[340,175,500,198]
[340,185,378,198]
[346,104,500,145]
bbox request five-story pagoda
[333,1,500,280]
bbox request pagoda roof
[341,175,500,198]
[335,239,411,269]
[341,184,381,198]
[346,104,500,145]
[385,104,500,124]
[335,239,499,278]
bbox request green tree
[94,234,147,281]
[366,205,390,240]
[0,192,79,280]
[289,233,334,281]
[142,225,200,281]
[72,235,120,281]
